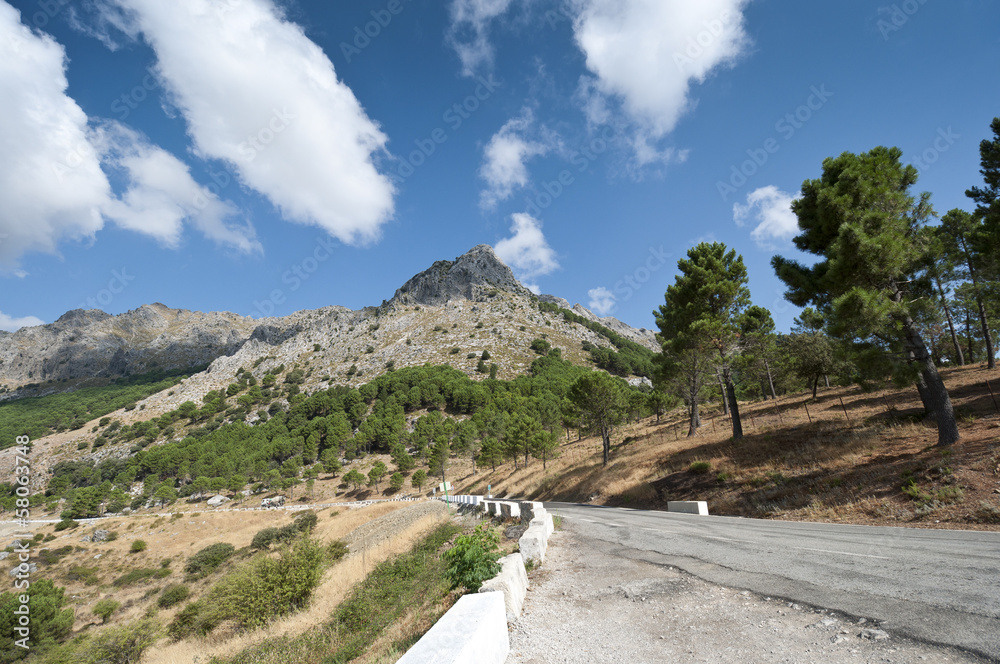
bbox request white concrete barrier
[479,553,528,622]
[531,513,554,538]
[518,501,543,522]
[668,501,709,515]
[518,524,548,564]
[395,592,509,664]
[499,502,521,519]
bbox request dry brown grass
[144,504,448,664]
[453,364,1000,531]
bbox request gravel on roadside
[506,526,989,664]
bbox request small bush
[443,523,501,592]
[167,601,220,640]
[93,598,120,623]
[689,461,711,474]
[184,542,236,579]
[54,518,79,532]
[327,540,348,562]
[113,567,168,587]
[130,539,148,554]
[66,566,100,586]
[205,537,326,631]
[158,584,191,609]
[78,617,161,663]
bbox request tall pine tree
[772,146,959,445]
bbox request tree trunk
[812,376,819,399]
[824,375,830,388]
[961,237,996,369]
[687,400,699,437]
[764,359,778,400]
[904,320,959,445]
[716,372,729,415]
[721,366,743,439]
[601,425,611,466]
[935,276,965,366]
[966,307,975,363]
[976,297,996,369]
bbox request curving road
[546,502,1000,661]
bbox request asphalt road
[545,503,1000,661]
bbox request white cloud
[571,0,749,162]
[95,122,261,253]
[493,213,559,289]
[571,0,749,136]
[479,108,555,209]
[447,0,517,76]
[103,0,395,245]
[0,311,44,332]
[587,286,616,315]
[0,1,110,272]
[733,185,800,249]
[0,2,262,272]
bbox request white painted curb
[395,592,509,664]
[667,501,709,515]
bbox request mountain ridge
[0,246,657,405]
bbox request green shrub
[158,584,191,609]
[327,540,349,562]
[689,461,711,474]
[54,518,79,532]
[112,568,167,588]
[167,601,220,641]
[205,537,326,631]
[443,523,501,592]
[66,566,100,586]
[77,618,161,663]
[130,539,147,554]
[184,543,236,579]
[92,598,120,624]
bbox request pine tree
[568,372,626,466]
[655,242,750,439]
[773,146,959,445]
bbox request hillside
[451,363,1000,530]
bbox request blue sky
[1,0,998,335]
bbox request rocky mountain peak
[389,244,533,306]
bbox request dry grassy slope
[2,500,448,663]
[451,364,1000,531]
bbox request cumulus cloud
[0,1,110,272]
[571,0,749,138]
[587,286,616,316]
[0,311,44,333]
[479,108,556,209]
[447,0,517,76]
[0,2,262,271]
[493,213,559,292]
[95,122,261,253]
[102,0,395,244]
[733,185,800,249]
